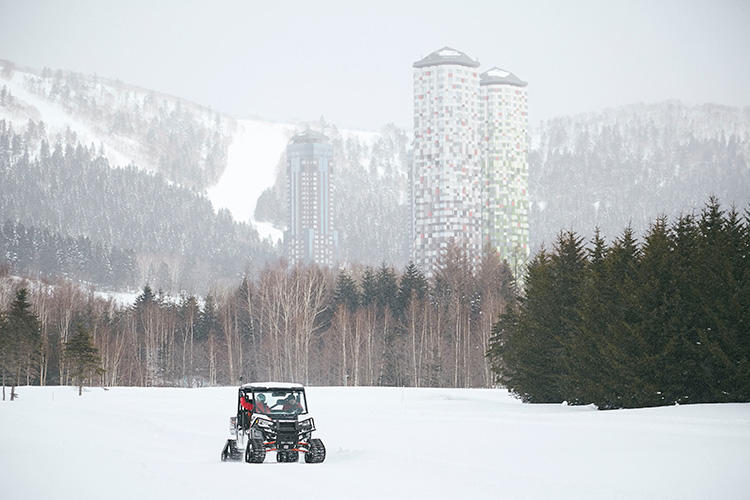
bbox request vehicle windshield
[252,389,307,415]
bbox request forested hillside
[0,60,232,189]
[530,102,750,250]
[0,219,136,289]
[0,120,275,291]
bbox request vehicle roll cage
[236,386,309,417]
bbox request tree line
[1,218,137,288]
[0,244,515,391]
[488,198,750,408]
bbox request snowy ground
[1,386,748,500]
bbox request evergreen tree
[694,199,747,401]
[360,267,377,309]
[375,264,399,314]
[398,262,427,313]
[65,323,104,396]
[600,225,644,407]
[549,231,587,400]
[2,288,40,400]
[133,284,156,310]
[375,263,403,385]
[333,271,359,313]
[197,294,220,343]
[667,213,705,403]
[634,216,677,406]
[489,249,558,402]
[566,228,617,406]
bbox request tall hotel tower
[480,68,529,278]
[285,130,336,267]
[412,47,529,279]
[411,47,483,276]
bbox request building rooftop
[413,47,480,69]
[289,129,329,145]
[480,67,527,87]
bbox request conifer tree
[375,264,399,314]
[489,248,558,402]
[360,267,377,309]
[550,231,586,400]
[3,288,40,400]
[333,271,359,313]
[375,264,403,385]
[398,262,427,312]
[695,199,746,401]
[65,323,104,396]
[635,216,676,406]
[601,225,644,407]
[566,228,617,406]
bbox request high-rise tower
[411,47,483,276]
[411,48,529,280]
[480,68,529,278]
[285,130,336,267]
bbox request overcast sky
[1,0,748,130]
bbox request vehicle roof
[240,382,305,390]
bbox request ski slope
[1,386,748,500]
[206,119,380,243]
[207,119,293,240]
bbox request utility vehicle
[220,382,326,463]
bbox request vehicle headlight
[298,418,315,432]
[255,418,274,429]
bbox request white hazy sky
[1,0,748,130]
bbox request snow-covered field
[1,386,748,500]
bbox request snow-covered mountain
[0,59,383,246]
[0,59,233,190]
[3,58,749,280]
[0,59,397,288]
[0,60,279,292]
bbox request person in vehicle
[281,393,303,413]
[254,393,271,414]
[240,394,253,412]
[239,393,253,428]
